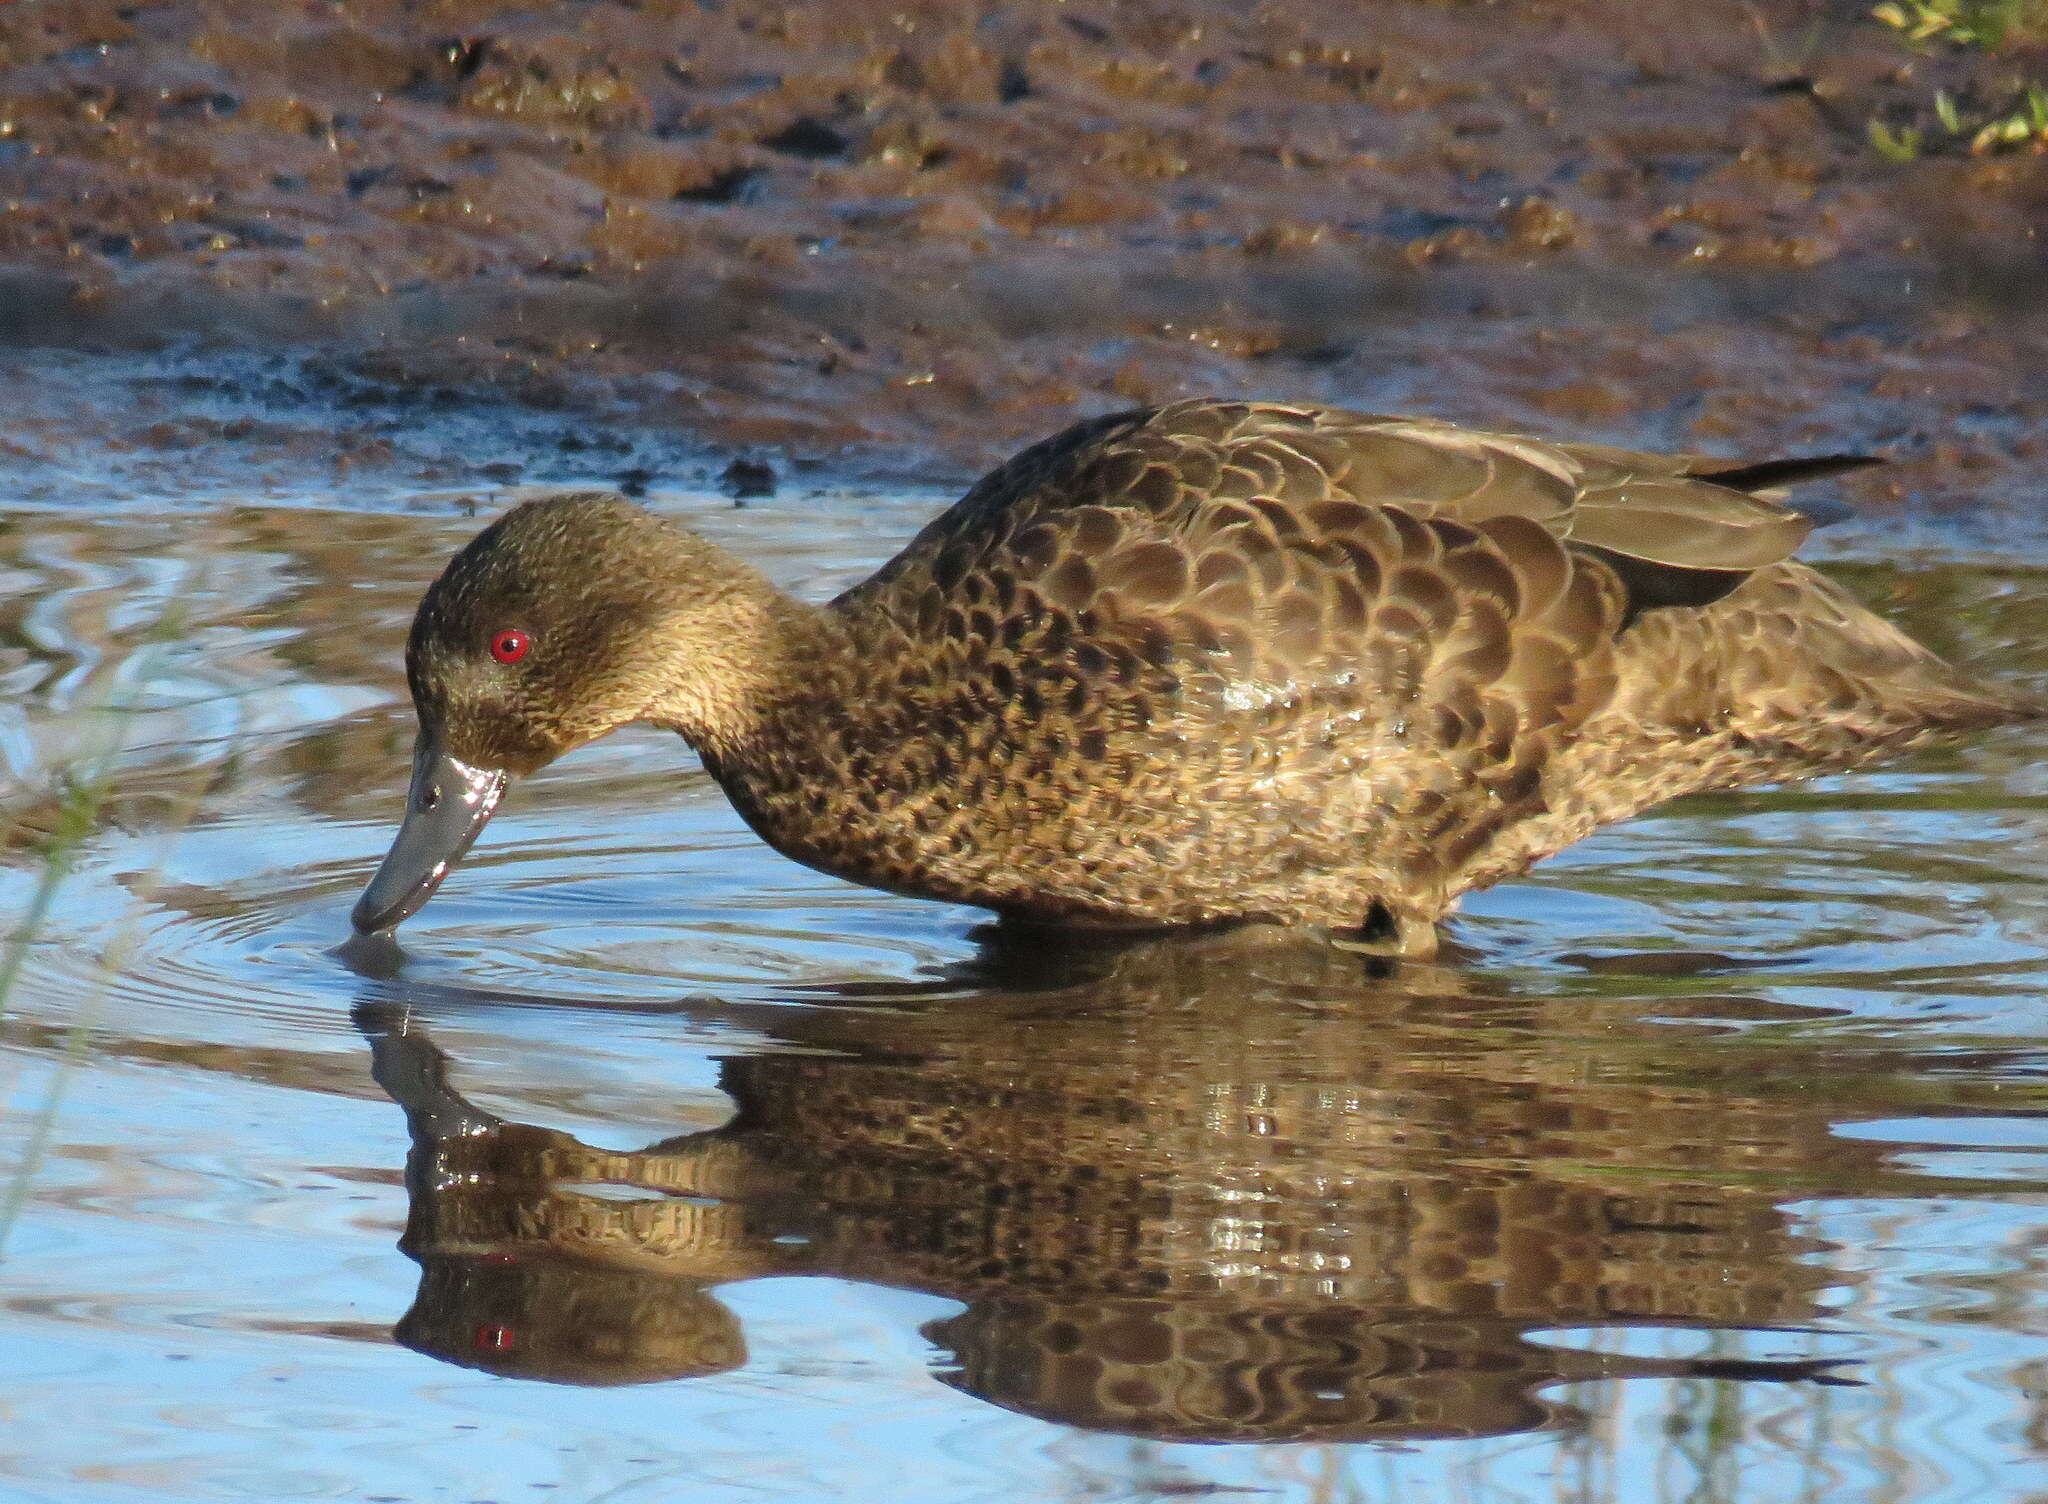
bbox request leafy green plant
[1872,0,2048,49]
[1869,81,2048,155]
[1866,0,2048,156]
[1867,117,1928,158]
[1966,78,2048,147]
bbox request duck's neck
[636,541,844,762]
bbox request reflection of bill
[359,927,1865,1441]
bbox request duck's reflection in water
[354,927,1867,1442]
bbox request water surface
[3,487,2047,1503]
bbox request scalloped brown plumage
[359,399,2041,953]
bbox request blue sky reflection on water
[1,488,2046,1504]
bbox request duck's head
[351,491,781,934]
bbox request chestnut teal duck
[352,399,2038,955]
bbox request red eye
[489,629,530,664]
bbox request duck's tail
[1604,561,2040,782]
[1693,453,1884,496]
[1738,562,2045,746]
[1903,672,2048,731]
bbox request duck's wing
[831,403,1642,887]
[826,401,1898,921]
[840,399,1843,630]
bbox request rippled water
[3,487,2047,1503]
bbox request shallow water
[4,486,2048,1504]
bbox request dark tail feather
[1695,454,1882,492]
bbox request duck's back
[720,401,2030,943]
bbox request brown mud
[0,0,2044,514]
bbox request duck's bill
[351,734,510,934]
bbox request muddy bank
[0,0,2043,511]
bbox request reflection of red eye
[489,629,530,664]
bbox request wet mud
[0,0,2044,514]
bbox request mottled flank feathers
[389,399,2040,953]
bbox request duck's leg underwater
[1332,899,1442,960]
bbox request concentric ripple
[5,498,2048,1504]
